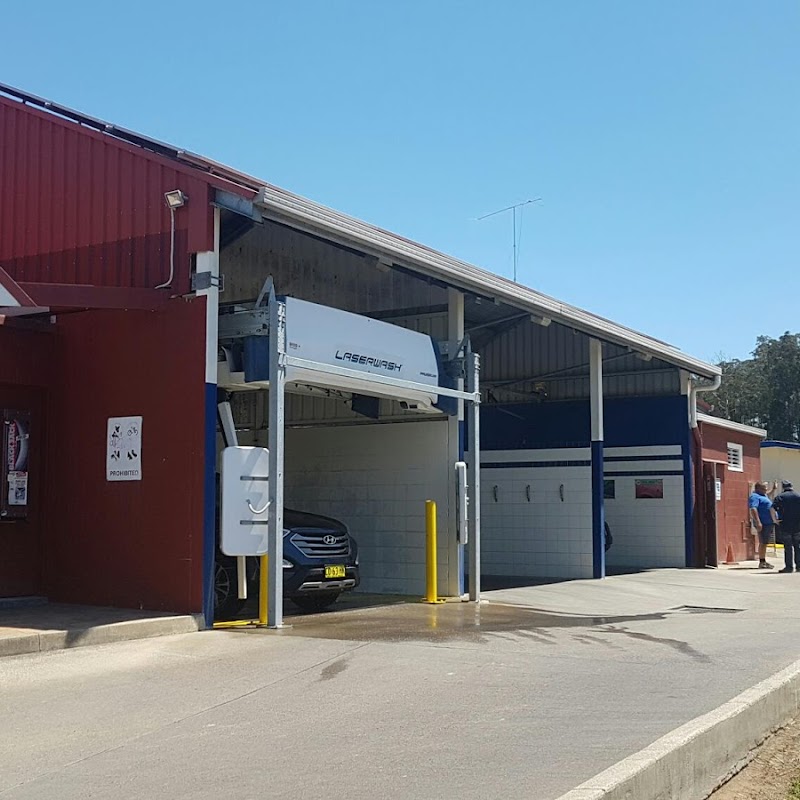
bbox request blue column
[202,384,218,626]
[590,339,605,579]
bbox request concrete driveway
[2,559,798,800]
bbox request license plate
[324,565,346,579]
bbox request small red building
[696,413,767,565]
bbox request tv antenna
[477,198,541,282]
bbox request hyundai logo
[323,535,337,545]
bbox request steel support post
[267,297,287,627]
[467,350,481,602]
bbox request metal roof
[0,81,720,379]
[697,413,767,438]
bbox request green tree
[708,333,800,442]
[754,333,800,441]
[711,357,764,427]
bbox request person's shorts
[759,524,775,545]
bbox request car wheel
[215,560,246,620]
[291,592,341,613]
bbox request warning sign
[107,416,142,482]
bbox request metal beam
[364,303,448,321]
[284,355,480,404]
[465,311,529,334]
[218,308,269,339]
[486,350,657,389]
[467,348,481,602]
[267,294,286,628]
[214,189,262,222]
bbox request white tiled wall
[284,420,451,595]
[479,448,594,579]
[604,445,686,569]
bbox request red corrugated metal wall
[0,96,217,295]
[0,326,52,597]
[700,424,761,563]
[43,299,207,612]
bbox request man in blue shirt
[749,481,778,569]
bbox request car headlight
[282,559,293,569]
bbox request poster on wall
[106,416,143,482]
[635,479,664,500]
[2,410,31,519]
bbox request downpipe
[689,373,722,429]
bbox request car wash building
[0,84,721,625]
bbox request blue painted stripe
[458,418,465,596]
[604,469,685,477]
[683,436,694,567]
[591,440,605,579]
[202,382,217,627]
[483,460,591,469]
[604,454,682,463]
[762,440,800,450]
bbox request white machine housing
[218,297,444,411]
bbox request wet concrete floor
[233,598,741,660]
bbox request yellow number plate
[324,565,346,579]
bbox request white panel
[605,460,683,473]
[480,462,593,579]
[284,420,450,595]
[479,448,590,463]
[604,475,685,569]
[220,446,270,556]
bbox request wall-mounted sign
[2,410,30,519]
[715,479,722,501]
[635,478,664,500]
[107,416,142,482]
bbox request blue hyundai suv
[215,505,360,619]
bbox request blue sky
[2,1,797,361]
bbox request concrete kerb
[555,659,800,800]
[0,614,203,658]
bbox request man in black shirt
[773,480,800,573]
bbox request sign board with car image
[2,410,30,519]
[106,416,142,482]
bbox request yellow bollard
[258,554,268,625]
[425,500,444,603]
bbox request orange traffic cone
[724,543,737,565]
